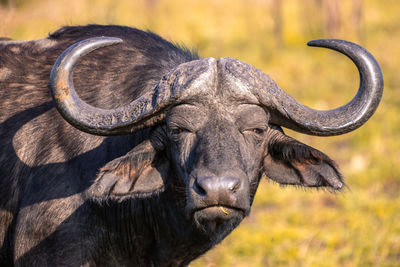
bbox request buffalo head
[49,37,383,240]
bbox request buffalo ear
[89,139,169,199]
[263,128,344,190]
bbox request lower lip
[195,206,242,216]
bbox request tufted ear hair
[263,126,344,190]
[89,139,169,199]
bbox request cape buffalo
[0,25,383,266]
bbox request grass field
[1,0,399,266]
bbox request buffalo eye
[169,126,191,138]
[171,128,184,135]
[252,128,264,135]
[241,127,266,139]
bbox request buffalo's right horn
[50,37,200,136]
[50,37,216,136]
[50,37,170,136]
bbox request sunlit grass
[1,0,399,265]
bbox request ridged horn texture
[50,37,157,136]
[269,39,384,136]
[211,39,383,137]
[50,37,217,136]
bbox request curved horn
[268,39,384,136]
[50,37,167,136]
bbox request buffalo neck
[88,189,215,266]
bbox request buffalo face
[164,103,267,235]
[151,60,345,238]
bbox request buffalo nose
[194,176,241,200]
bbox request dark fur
[0,25,343,266]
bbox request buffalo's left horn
[266,39,383,136]
[50,37,168,136]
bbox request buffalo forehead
[157,57,218,102]
[166,57,265,104]
[216,57,263,103]
[166,57,270,125]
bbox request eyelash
[170,127,191,136]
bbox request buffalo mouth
[191,205,246,235]
[194,205,245,219]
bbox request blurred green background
[1,0,399,266]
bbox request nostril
[194,177,207,196]
[223,176,241,193]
